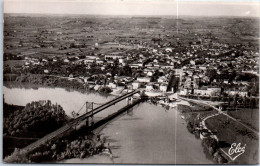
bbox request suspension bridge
[22,90,141,153]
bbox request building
[179,88,189,95]
[105,53,124,60]
[207,87,221,96]
[227,91,248,97]
[130,63,143,68]
[194,87,210,96]
[146,84,154,91]
[158,76,167,83]
[174,68,183,77]
[44,69,49,74]
[108,82,117,89]
[194,87,221,96]
[137,77,151,83]
[159,83,168,92]
[146,71,153,77]
[132,81,141,89]
[64,59,70,63]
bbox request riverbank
[178,97,259,164]
[4,74,115,96]
[177,100,235,164]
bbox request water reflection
[126,108,133,116]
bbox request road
[178,96,259,135]
[178,96,259,162]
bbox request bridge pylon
[127,96,133,105]
[86,102,94,127]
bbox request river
[3,84,213,164]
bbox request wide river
[3,84,213,164]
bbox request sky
[3,0,260,17]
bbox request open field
[227,108,259,131]
[4,14,259,59]
[206,114,259,164]
[4,60,25,68]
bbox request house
[85,55,99,60]
[179,88,189,95]
[194,87,221,96]
[190,60,195,65]
[44,69,49,74]
[105,53,123,60]
[32,61,40,65]
[146,83,154,91]
[108,82,117,89]
[25,61,30,66]
[147,71,153,77]
[132,81,141,89]
[130,63,142,68]
[153,59,158,63]
[137,77,151,83]
[42,58,48,62]
[159,83,168,92]
[194,87,210,96]
[83,59,94,64]
[223,80,229,84]
[119,59,124,64]
[227,91,248,97]
[165,48,172,53]
[96,60,104,65]
[158,76,167,83]
[200,129,211,140]
[161,65,174,69]
[207,87,221,96]
[64,59,70,63]
[84,77,89,83]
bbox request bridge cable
[73,103,86,116]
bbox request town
[4,15,259,101]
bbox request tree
[205,69,217,82]
[233,94,239,107]
[99,86,112,94]
[202,137,219,154]
[3,148,29,163]
[167,74,179,92]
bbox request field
[227,108,259,131]
[4,60,25,68]
[206,114,259,164]
[4,14,259,59]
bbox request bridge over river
[22,90,141,153]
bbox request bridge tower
[127,96,133,105]
[86,102,94,127]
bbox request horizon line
[4,12,259,18]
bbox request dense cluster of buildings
[4,16,259,99]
